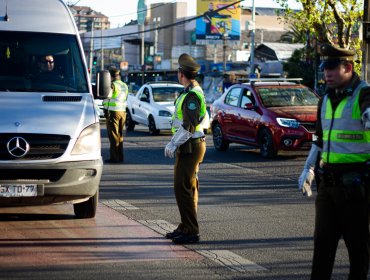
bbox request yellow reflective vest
[171,89,206,134]
[321,81,370,164]
[103,80,128,112]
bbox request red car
[210,79,319,158]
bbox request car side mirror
[244,102,255,110]
[96,70,111,98]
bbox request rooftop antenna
[4,0,9,21]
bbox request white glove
[164,125,192,158]
[362,108,370,129]
[298,144,322,197]
[164,141,177,158]
[298,168,314,197]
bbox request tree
[275,0,363,72]
[284,48,315,88]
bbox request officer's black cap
[319,44,355,70]
[109,68,120,77]
[178,53,200,73]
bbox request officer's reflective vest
[102,80,128,111]
[171,89,206,135]
[321,80,370,164]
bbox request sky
[65,0,302,28]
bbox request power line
[83,0,244,39]
[108,1,177,18]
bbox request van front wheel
[74,191,98,219]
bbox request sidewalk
[0,203,203,268]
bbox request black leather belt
[191,137,205,144]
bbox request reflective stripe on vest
[171,89,206,134]
[321,81,370,164]
[103,80,128,111]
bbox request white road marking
[138,220,177,235]
[138,220,268,273]
[101,199,139,210]
[197,249,268,272]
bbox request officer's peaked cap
[109,68,120,77]
[319,43,355,70]
[178,53,200,73]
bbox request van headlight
[159,110,172,117]
[71,123,101,155]
[276,118,300,128]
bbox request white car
[126,82,210,135]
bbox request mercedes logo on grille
[7,137,30,158]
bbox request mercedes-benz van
[0,0,103,218]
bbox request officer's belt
[190,137,205,144]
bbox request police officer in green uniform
[164,53,207,244]
[299,44,370,279]
[103,68,129,163]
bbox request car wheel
[73,191,98,219]
[148,116,160,136]
[259,128,277,158]
[212,123,229,151]
[125,110,135,131]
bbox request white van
[0,0,103,218]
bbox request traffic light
[93,56,97,65]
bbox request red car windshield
[257,87,318,107]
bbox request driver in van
[32,54,64,83]
[38,55,55,73]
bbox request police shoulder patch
[187,101,197,110]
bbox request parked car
[126,82,210,135]
[210,79,319,158]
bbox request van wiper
[0,88,10,92]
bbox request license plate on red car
[0,184,37,197]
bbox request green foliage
[283,48,315,88]
[275,0,363,73]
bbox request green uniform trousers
[106,110,126,162]
[173,140,206,235]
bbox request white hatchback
[126,82,210,135]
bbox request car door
[221,87,242,138]
[234,88,261,143]
[135,86,150,124]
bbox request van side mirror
[96,70,111,98]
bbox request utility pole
[100,24,104,70]
[137,0,147,85]
[223,33,227,71]
[153,17,160,55]
[249,0,255,77]
[363,0,370,81]
[89,18,94,80]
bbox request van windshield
[0,31,88,93]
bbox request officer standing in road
[164,53,207,244]
[298,43,370,279]
[103,68,129,163]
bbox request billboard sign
[196,0,240,43]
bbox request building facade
[69,6,110,33]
